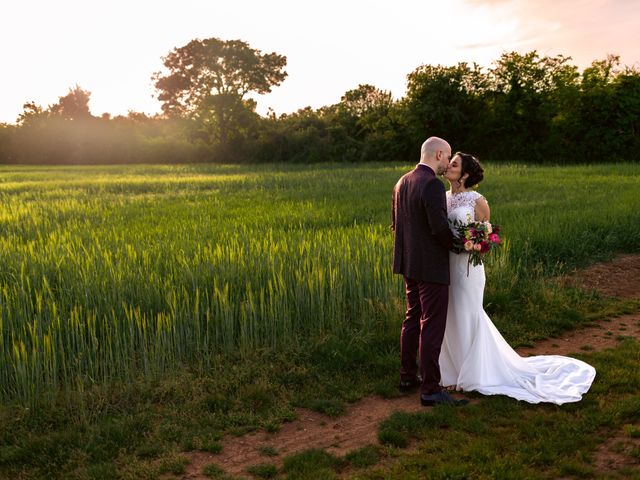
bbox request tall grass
[0,162,639,405]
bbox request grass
[624,424,640,438]
[344,445,381,468]
[282,448,345,479]
[246,463,278,478]
[202,464,226,478]
[1,162,639,404]
[259,445,279,457]
[0,161,638,478]
[158,453,189,475]
[358,339,640,479]
[235,340,639,480]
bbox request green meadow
[0,162,639,479]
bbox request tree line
[1,37,638,165]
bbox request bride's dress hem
[439,190,596,406]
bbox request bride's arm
[475,196,490,222]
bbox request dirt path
[517,313,640,358]
[175,254,640,479]
[180,395,432,478]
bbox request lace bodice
[446,190,483,224]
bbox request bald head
[420,136,452,175]
[421,137,450,161]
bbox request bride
[439,153,596,404]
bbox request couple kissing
[391,136,595,407]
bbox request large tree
[577,55,640,159]
[16,85,93,125]
[153,37,287,146]
[339,84,393,117]
[485,51,579,161]
[49,85,93,120]
[16,101,48,126]
[337,84,406,161]
[403,62,488,154]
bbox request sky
[1,0,639,124]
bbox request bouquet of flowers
[450,216,502,271]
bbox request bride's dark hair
[457,152,484,188]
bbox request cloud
[458,0,640,68]
[457,41,505,50]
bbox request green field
[1,162,639,479]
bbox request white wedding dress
[439,191,596,404]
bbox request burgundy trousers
[400,276,449,395]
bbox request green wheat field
[1,162,639,479]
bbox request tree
[0,123,14,163]
[153,37,287,147]
[339,84,393,117]
[576,56,640,159]
[49,85,93,120]
[486,51,579,161]
[16,101,48,126]
[403,62,488,155]
[336,85,407,161]
[581,54,620,90]
[613,68,640,156]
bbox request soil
[561,253,640,300]
[594,432,640,475]
[179,395,427,479]
[171,254,640,479]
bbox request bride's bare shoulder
[474,193,490,221]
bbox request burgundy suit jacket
[391,164,453,285]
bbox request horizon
[2,0,639,124]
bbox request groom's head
[420,137,451,175]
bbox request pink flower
[473,243,482,251]
[489,233,501,244]
[464,241,474,251]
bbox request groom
[392,136,466,406]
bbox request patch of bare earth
[177,395,431,479]
[562,253,640,300]
[593,432,640,477]
[173,255,640,480]
[521,254,640,368]
[516,313,640,358]
[556,255,640,478]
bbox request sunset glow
[1,0,638,123]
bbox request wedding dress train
[439,191,596,405]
